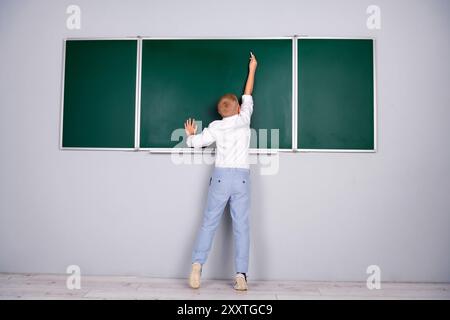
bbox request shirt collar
[222,114,239,121]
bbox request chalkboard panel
[62,40,137,148]
[139,39,293,149]
[297,39,375,150]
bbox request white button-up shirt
[186,95,253,169]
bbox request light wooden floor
[0,273,449,300]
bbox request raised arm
[244,52,257,95]
[240,52,257,123]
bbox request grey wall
[1,0,449,282]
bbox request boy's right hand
[184,118,197,136]
[249,52,257,72]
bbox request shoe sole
[234,277,248,291]
[189,265,201,289]
[189,276,200,289]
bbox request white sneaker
[189,262,202,289]
[234,273,248,291]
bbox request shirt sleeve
[239,94,254,124]
[186,126,216,148]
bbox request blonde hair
[218,93,238,106]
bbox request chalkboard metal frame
[296,36,377,153]
[59,37,140,151]
[134,37,143,150]
[138,36,296,154]
[293,35,299,151]
[60,36,377,154]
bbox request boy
[184,52,257,291]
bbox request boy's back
[186,94,253,169]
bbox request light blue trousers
[191,167,251,273]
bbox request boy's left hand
[184,118,197,136]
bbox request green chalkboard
[298,39,375,150]
[60,38,376,152]
[140,39,293,149]
[62,40,137,148]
